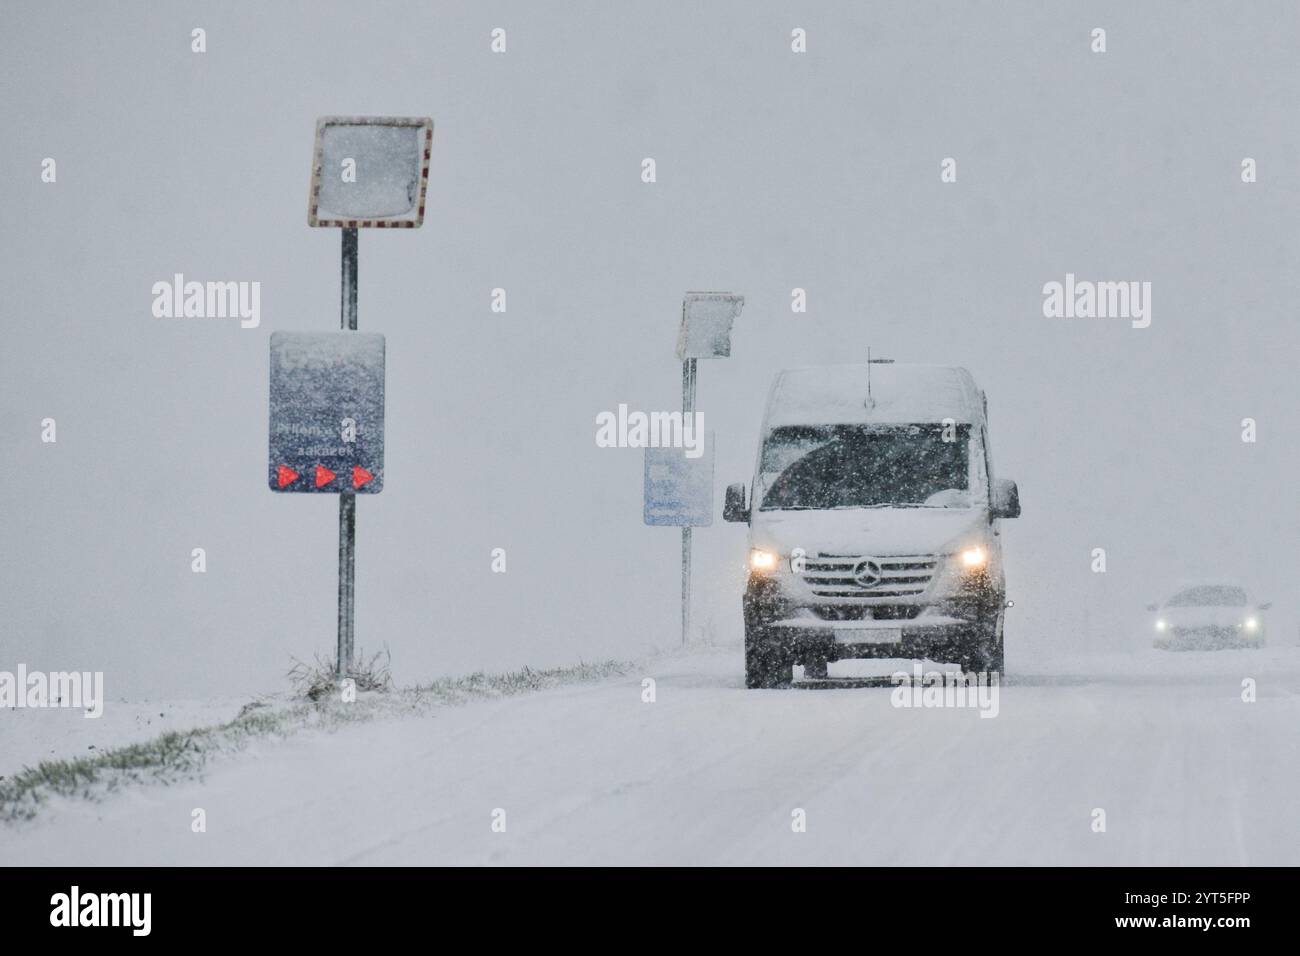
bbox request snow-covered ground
[3,644,1297,865]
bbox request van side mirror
[991,478,1020,519]
[1146,603,1159,613]
[723,482,749,523]
[1259,602,1273,611]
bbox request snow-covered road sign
[308,116,433,228]
[268,332,385,494]
[676,292,743,360]
[643,436,714,527]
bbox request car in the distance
[1148,584,1270,650]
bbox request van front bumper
[763,614,976,661]
[744,572,1000,661]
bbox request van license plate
[836,627,903,645]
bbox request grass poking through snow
[288,647,394,700]
[0,658,629,823]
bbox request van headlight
[1243,617,1259,632]
[1155,619,1168,632]
[749,549,778,572]
[960,546,987,569]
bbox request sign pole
[342,227,358,330]
[293,116,426,682]
[646,292,738,649]
[681,356,697,646]
[337,226,358,678]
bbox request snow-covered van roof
[764,363,986,429]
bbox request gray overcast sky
[2,1,1297,697]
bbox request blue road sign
[643,436,714,527]
[268,331,385,494]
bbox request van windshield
[758,424,972,511]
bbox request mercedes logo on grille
[853,559,883,588]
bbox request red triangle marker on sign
[353,467,374,489]
[277,465,300,489]
[315,466,336,488]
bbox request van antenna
[866,347,873,409]
[865,349,894,409]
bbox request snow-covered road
[5,646,1298,865]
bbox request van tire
[975,636,1004,675]
[961,612,1005,676]
[745,628,791,688]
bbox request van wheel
[961,613,1005,676]
[976,636,1004,675]
[745,628,791,688]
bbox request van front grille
[802,554,938,598]
[812,605,922,621]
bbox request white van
[723,362,1021,687]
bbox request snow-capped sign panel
[643,437,714,526]
[676,292,744,360]
[268,332,385,494]
[308,116,433,228]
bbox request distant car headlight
[749,549,778,572]
[1155,619,1168,632]
[1243,617,1259,632]
[960,546,986,569]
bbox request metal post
[338,494,356,677]
[337,227,358,678]
[681,357,697,646]
[341,228,358,331]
